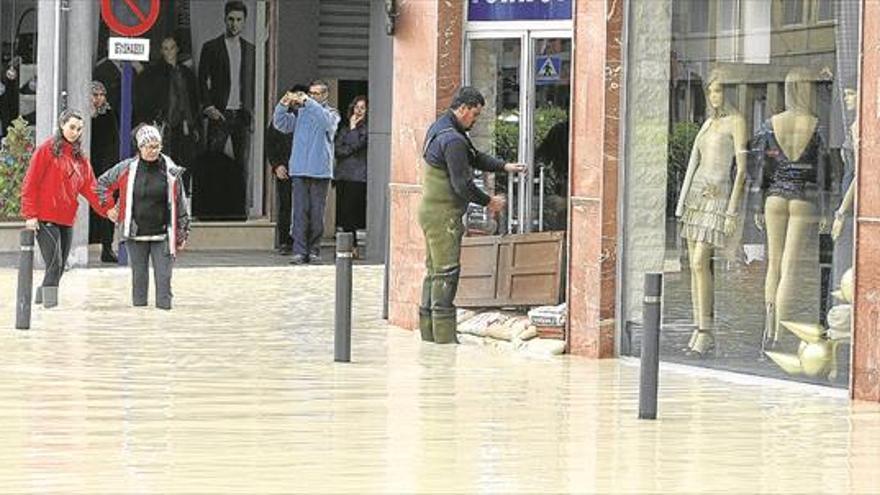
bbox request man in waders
[419,86,528,344]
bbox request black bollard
[638,273,663,420]
[15,230,35,330]
[335,233,354,363]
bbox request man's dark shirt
[423,110,505,206]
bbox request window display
[621,0,859,386]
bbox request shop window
[622,0,859,387]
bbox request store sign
[108,37,151,62]
[468,0,573,21]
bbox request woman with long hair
[20,108,116,308]
[334,95,368,257]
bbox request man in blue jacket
[273,80,340,264]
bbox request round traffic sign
[100,0,160,37]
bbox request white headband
[136,126,162,148]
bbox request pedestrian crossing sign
[536,56,562,84]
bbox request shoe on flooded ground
[289,254,308,265]
[101,246,118,263]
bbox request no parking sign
[100,0,160,37]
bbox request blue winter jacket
[273,98,340,178]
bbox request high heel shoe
[687,330,715,358]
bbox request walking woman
[96,125,190,310]
[20,108,115,308]
[334,95,368,257]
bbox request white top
[224,36,242,110]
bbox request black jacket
[334,122,368,182]
[423,110,505,206]
[135,61,200,130]
[197,34,255,117]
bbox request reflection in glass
[467,38,521,235]
[621,0,858,387]
[532,38,571,232]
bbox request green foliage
[0,117,35,220]
[668,121,701,177]
[666,121,701,216]
[492,106,569,162]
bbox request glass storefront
[465,33,572,236]
[621,0,859,387]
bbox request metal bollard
[335,233,354,363]
[15,230,35,330]
[638,273,663,420]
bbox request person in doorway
[198,0,255,206]
[273,80,340,264]
[334,95,368,259]
[265,84,307,255]
[20,108,116,308]
[90,81,121,262]
[136,35,200,195]
[96,125,191,310]
[419,86,527,344]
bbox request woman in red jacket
[20,109,116,308]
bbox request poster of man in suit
[196,0,256,217]
[94,0,259,219]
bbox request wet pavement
[1,265,879,493]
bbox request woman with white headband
[96,124,191,310]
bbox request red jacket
[20,138,109,226]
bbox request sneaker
[309,249,321,262]
[278,245,293,256]
[289,254,308,265]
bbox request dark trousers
[275,176,293,249]
[127,239,174,310]
[291,177,330,258]
[163,123,197,195]
[335,180,367,247]
[36,222,72,288]
[206,109,251,204]
[88,210,115,247]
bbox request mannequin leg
[687,240,700,349]
[763,197,790,344]
[775,199,818,337]
[687,240,715,356]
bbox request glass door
[465,31,571,235]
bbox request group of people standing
[267,82,369,264]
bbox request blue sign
[535,56,562,85]
[468,0,573,21]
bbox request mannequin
[755,68,829,348]
[831,88,857,242]
[675,73,748,356]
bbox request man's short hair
[450,86,485,110]
[288,84,309,94]
[225,1,247,17]
[309,80,329,92]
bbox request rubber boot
[419,307,434,342]
[34,286,43,305]
[42,286,58,309]
[431,307,459,344]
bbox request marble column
[387,1,463,330]
[566,0,624,357]
[852,0,880,402]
